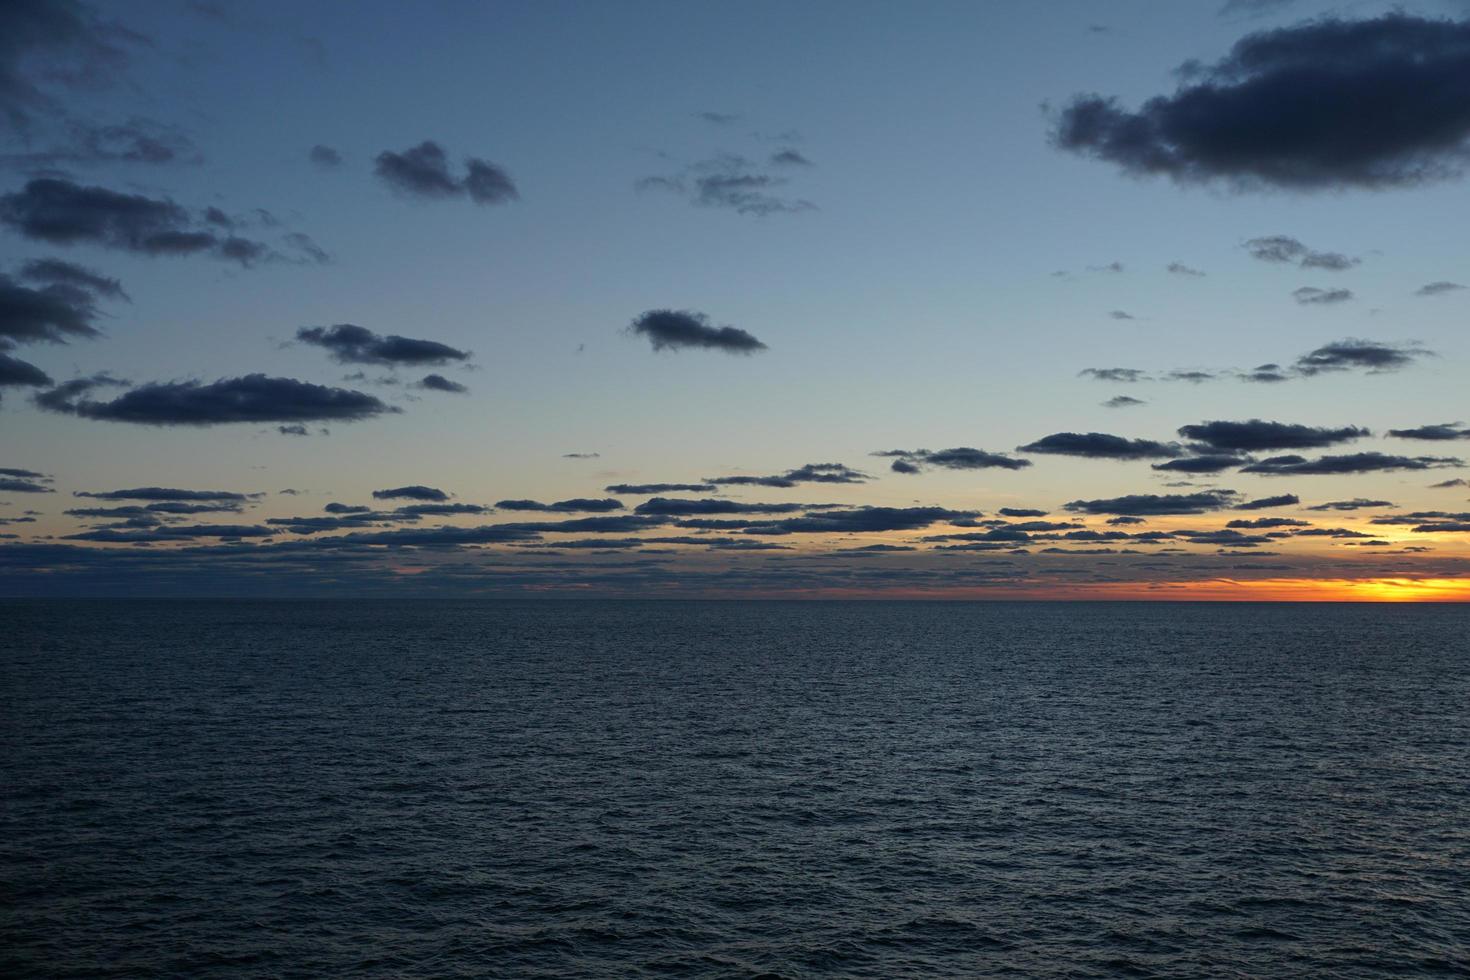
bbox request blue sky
[4,0,1470,597]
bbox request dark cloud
[495,498,625,513]
[19,257,127,300]
[1079,367,1146,383]
[1064,491,1239,515]
[309,144,342,168]
[374,141,519,205]
[1165,370,1217,384]
[604,483,715,494]
[0,476,52,493]
[0,351,53,391]
[1227,517,1310,529]
[1219,0,1298,15]
[394,503,489,517]
[633,498,812,516]
[999,508,1048,518]
[707,463,869,488]
[74,487,251,502]
[1166,262,1206,277]
[1387,423,1470,441]
[1306,498,1395,511]
[1109,310,1136,320]
[1178,420,1369,451]
[0,467,47,479]
[0,179,313,266]
[39,374,396,425]
[1240,363,1291,384]
[0,270,104,346]
[416,373,467,394]
[1151,454,1248,474]
[372,486,448,502]
[1244,236,1359,270]
[1018,432,1182,460]
[1293,286,1353,305]
[877,448,1031,473]
[1052,15,1470,190]
[1416,280,1465,296]
[297,324,470,367]
[324,502,370,514]
[1242,453,1463,475]
[277,424,309,436]
[628,309,766,354]
[1104,395,1146,408]
[1235,493,1300,510]
[755,507,980,535]
[1430,478,1469,489]
[1294,339,1428,375]
[562,452,599,459]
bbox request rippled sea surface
[3,600,1469,977]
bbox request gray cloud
[628,309,766,354]
[1416,280,1465,296]
[0,179,323,265]
[1104,395,1146,408]
[1293,286,1354,305]
[416,373,468,394]
[877,447,1032,473]
[1235,494,1301,510]
[296,324,470,366]
[1178,420,1369,451]
[1245,236,1359,270]
[1387,423,1470,441]
[1242,452,1463,475]
[1018,432,1182,460]
[1063,491,1239,516]
[372,486,448,502]
[37,373,396,425]
[374,140,519,205]
[1052,15,1470,190]
[309,144,342,168]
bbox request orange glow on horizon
[772,577,1470,602]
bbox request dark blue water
[2,601,1468,977]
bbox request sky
[4,0,1470,599]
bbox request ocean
[3,600,1468,977]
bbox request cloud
[633,498,813,516]
[1293,286,1353,305]
[0,271,106,346]
[1052,15,1470,190]
[1178,420,1369,451]
[277,424,309,436]
[637,153,816,216]
[38,373,397,425]
[1064,491,1239,515]
[309,144,342,168]
[1294,339,1428,375]
[0,179,318,266]
[755,506,980,535]
[1387,423,1470,440]
[374,141,519,205]
[416,373,467,394]
[1430,478,1469,489]
[1416,280,1465,296]
[877,447,1032,473]
[999,508,1048,518]
[0,475,53,493]
[495,498,624,513]
[1079,367,1146,383]
[1227,517,1309,529]
[18,257,127,300]
[1166,262,1206,277]
[770,149,812,167]
[604,483,715,494]
[1235,493,1300,510]
[296,324,470,366]
[0,351,53,391]
[74,487,252,502]
[1306,498,1395,511]
[372,486,448,502]
[1018,432,1182,460]
[1220,0,1298,15]
[628,309,766,353]
[1151,454,1249,474]
[1242,452,1463,475]
[1108,310,1136,321]
[707,463,869,488]
[1103,395,1146,408]
[1244,236,1359,270]
[562,452,599,459]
